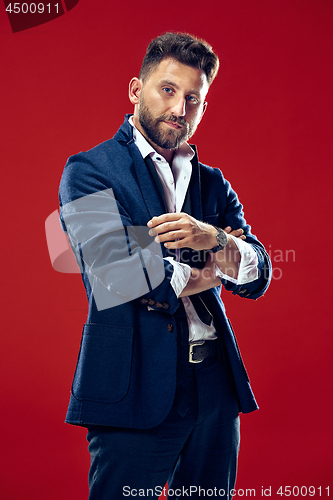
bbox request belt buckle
[189,341,205,364]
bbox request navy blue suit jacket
[59,115,271,429]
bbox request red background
[1,0,332,498]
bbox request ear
[196,101,208,127]
[129,77,142,105]
[201,101,208,118]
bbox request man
[59,32,271,499]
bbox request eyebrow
[159,79,201,98]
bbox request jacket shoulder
[199,161,229,185]
[59,121,134,204]
[67,136,128,168]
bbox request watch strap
[210,227,227,253]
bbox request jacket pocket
[71,323,133,403]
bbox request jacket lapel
[187,145,203,222]
[144,155,168,213]
[113,116,167,219]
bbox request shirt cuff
[164,257,192,298]
[215,235,258,285]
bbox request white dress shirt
[129,116,258,342]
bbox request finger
[230,228,244,236]
[223,226,232,233]
[164,238,187,249]
[154,230,186,243]
[148,221,181,236]
[231,232,246,240]
[147,213,183,228]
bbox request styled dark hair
[139,32,219,85]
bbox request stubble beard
[138,99,193,151]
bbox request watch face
[217,229,227,248]
[210,228,228,253]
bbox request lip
[164,121,183,130]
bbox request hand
[147,213,217,251]
[223,226,246,240]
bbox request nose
[170,97,186,117]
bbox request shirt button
[167,323,174,332]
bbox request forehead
[145,58,209,97]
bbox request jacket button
[167,323,174,332]
[162,302,170,310]
[148,299,155,306]
[155,302,163,308]
[140,298,148,304]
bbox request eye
[186,95,199,105]
[162,87,174,95]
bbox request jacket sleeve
[59,153,180,314]
[204,166,272,300]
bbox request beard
[138,97,193,150]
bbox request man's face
[131,58,209,152]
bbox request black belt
[188,340,218,363]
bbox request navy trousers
[86,322,240,499]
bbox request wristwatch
[210,227,228,253]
